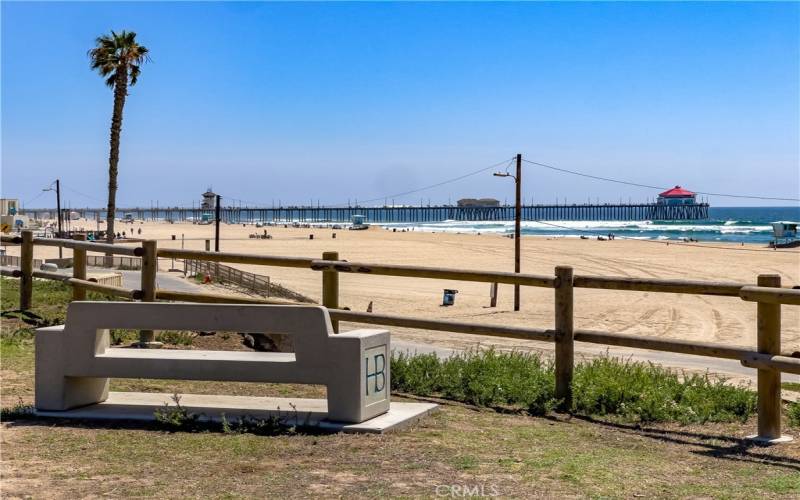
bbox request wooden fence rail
[85,255,142,269]
[4,229,799,443]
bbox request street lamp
[493,154,522,311]
[43,179,63,258]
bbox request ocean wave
[382,220,772,234]
[377,218,779,243]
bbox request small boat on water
[349,214,369,230]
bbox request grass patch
[788,401,800,428]
[1,278,122,329]
[782,382,800,392]
[153,393,304,436]
[392,349,757,424]
[0,399,35,421]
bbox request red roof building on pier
[657,186,697,205]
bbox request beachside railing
[85,255,143,270]
[2,230,800,443]
[184,258,271,297]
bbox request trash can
[442,289,458,306]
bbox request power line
[335,157,516,207]
[222,157,516,208]
[62,185,105,204]
[521,158,800,202]
[23,190,48,207]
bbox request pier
[23,202,709,223]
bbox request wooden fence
[184,258,271,297]
[2,230,800,443]
[85,255,142,270]
[1,254,42,269]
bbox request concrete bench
[35,302,390,424]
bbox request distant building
[201,188,217,210]
[0,199,27,232]
[457,198,500,207]
[1,199,19,215]
[657,186,696,206]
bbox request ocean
[378,206,800,244]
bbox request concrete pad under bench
[34,392,439,434]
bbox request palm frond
[89,29,149,88]
[129,65,141,86]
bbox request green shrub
[107,329,195,346]
[392,352,444,396]
[109,329,139,345]
[154,393,199,431]
[391,350,757,424]
[788,401,800,428]
[220,413,298,436]
[572,357,756,424]
[156,330,196,346]
[0,399,35,421]
[392,349,558,414]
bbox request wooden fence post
[72,233,87,300]
[555,266,574,411]
[20,230,34,310]
[322,251,340,333]
[751,274,791,443]
[136,240,160,347]
[489,282,498,308]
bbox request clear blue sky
[2,1,798,208]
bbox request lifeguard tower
[199,188,217,225]
[349,214,369,230]
[771,221,799,248]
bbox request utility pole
[43,180,63,258]
[493,153,523,311]
[214,194,221,252]
[514,153,522,311]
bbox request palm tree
[89,30,149,246]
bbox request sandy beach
[9,219,800,357]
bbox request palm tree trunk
[105,67,128,264]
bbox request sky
[2,1,798,209]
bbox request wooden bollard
[554,266,574,411]
[489,282,498,308]
[20,230,33,310]
[136,240,160,347]
[751,274,791,443]
[72,234,87,300]
[322,251,339,333]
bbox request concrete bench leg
[35,326,109,411]
[326,329,390,423]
